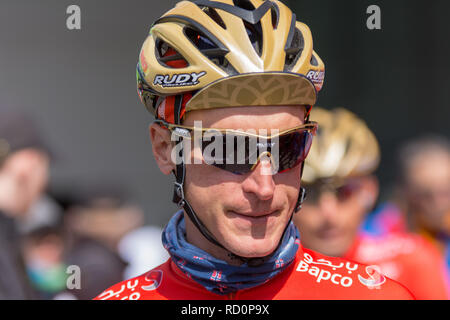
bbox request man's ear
[149,123,175,175]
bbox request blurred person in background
[21,226,68,299]
[0,108,57,299]
[293,107,449,299]
[363,134,450,289]
[53,184,167,299]
[61,185,143,252]
[65,186,169,280]
[52,186,131,299]
[0,109,61,235]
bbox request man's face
[404,151,450,234]
[0,148,49,216]
[66,201,144,249]
[179,106,306,259]
[293,177,377,257]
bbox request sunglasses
[155,119,317,175]
[304,179,363,204]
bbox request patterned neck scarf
[162,210,300,295]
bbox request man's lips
[227,209,279,221]
[317,227,343,240]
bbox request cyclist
[363,134,450,294]
[294,107,448,299]
[95,0,413,300]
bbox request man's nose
[317,192,339,220]
[241,158,276,201]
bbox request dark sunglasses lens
[336,183,359,201]
[202,130,313,175]
[202,134,254,175]
[305,181,360,204]
[212,162,254,175]
[277,131,313,173]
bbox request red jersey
[94,243,414,300]
[344,232,449,300]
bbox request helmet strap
[171,159,306,267]
[172,163,275,266]
[294,161,307,213]
[172,162,226,250]
[171,93,229,252]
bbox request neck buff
[162,210,300,295]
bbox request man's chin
[314,239,348,257]
[225,237,279,259]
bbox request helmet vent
[155,38,189,69]
[200,5,227,29]
[232,0,255,11]
[284,27,304,71]
[193,0,275,26]
[310,53,319,66]
[184,26,236,75]
[271,4,280,29]
[244,20,263,57]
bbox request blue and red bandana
[162,210,300,295]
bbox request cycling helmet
[136,0,325,263]
[136,0,325,123]
[302,107,381,185]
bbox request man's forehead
[183,105,307,129]
[407,152,450,185]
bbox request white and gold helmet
[135,0,326,261]
[136,0,325,123]
[302,107,381,185]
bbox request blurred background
[0,0,449,299]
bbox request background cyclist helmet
[135,0,325,261]
[301,107,380,186]
[295,107,381,257]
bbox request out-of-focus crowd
[0,108,168,300]
[0,107,449,299]
[294,107,450,299]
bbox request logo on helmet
[306,70,325,91]
[154,71,206,88]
